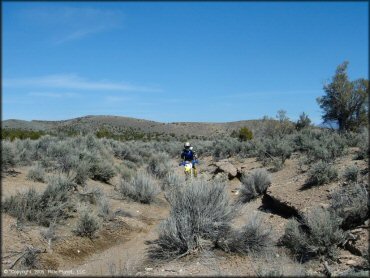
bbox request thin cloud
[28,92,81,98]
[18,7,124,44]
[105,96,132,102]
[4,74,163,93]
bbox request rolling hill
[2,115,273,138]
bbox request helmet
[184,142,191,148]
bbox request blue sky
[3,1,368,124]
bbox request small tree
[317,61,369,132]
[238,127,253,141]
[296,112,311,130]
[275,110,295,137]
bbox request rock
[213,160,238,178]
[345,228,369,257]
[345,260,357,266]
[145,267,153,271]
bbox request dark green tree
[238,127,253,141]
[296,112,311,130]
[317,62,369,132]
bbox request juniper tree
[317,61,369,132]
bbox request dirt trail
[71,223,158,276]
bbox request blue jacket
[181,148,197,161]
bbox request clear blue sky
[3,1,368,124]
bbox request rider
[181,142,198,177]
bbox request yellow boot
[193,168,198,177]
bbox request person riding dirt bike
[180,142,198,178]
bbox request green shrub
[295,112,311,131]
[306,161,338,186]
[238,127,253,141]
[1,128,45,141]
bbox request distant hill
[2,115,273,138]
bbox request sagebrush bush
[3,188,41,223]
[222,213,273,254]
[91,160,116,183]
[257,137,293,166]
[147,180,235,261]
[73,208,100,238]
[330,183,368,229]
[2,141,16,171]
[162,172,184,192]
[27,163,46,182]
[147,152,172,179]
[355,129,369,160]
[118,171,159,204]
[343,165,359,182]
[98,196,113,220]
[3,175,74,226]
[239,169,271,202]
[282,208,345,261]
[74,160,90,185]
[14,139,33,166]
[306,160,338,186]
[118,164,135,182]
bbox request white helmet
[184,142,191,148]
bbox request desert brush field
[1,120,369,277]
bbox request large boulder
[212,160,238,179]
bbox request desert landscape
[2,2,368,277]
[2,109,369,276]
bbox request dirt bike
[179,159,199,180]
